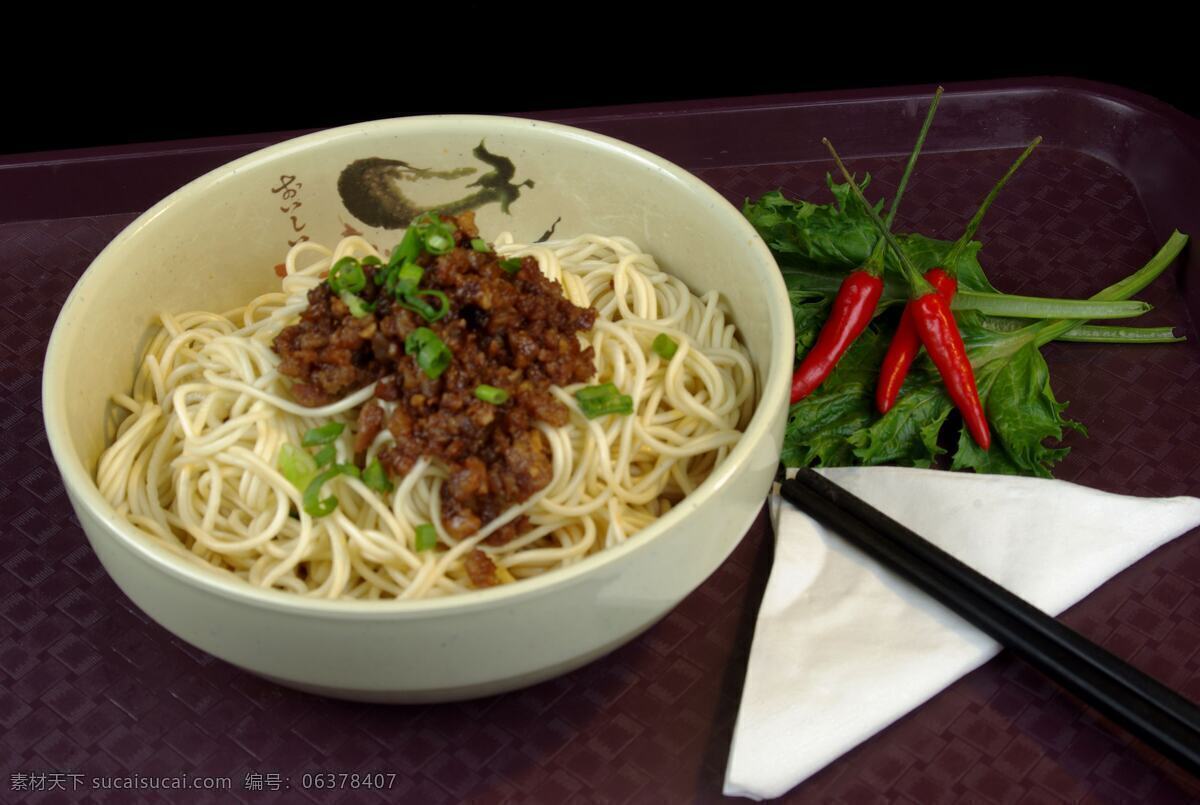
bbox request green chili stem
[823,138,935,296]
[864,87,943,273]
[943,137,1042,270]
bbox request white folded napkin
[724,466,1200,800]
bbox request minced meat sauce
[273,213,597,554]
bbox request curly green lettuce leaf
[951,342,1085,477]
[743,178,882,269]
[847,365,954,468]
[747,180,992,292]
[788,287,832,356]
[781,315,1083,474]
[891,233,995,293]
[752,182,1158,479]
[781,326,886,467]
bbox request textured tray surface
[5,122,1200,802]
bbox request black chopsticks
[779,468,1200,778]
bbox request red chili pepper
[790,89,945,404]
[873,136,1041,415]
[825,135,992,450]
[791,269,884,403]
[908,290,991,449]
[875,267,958,413]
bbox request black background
[4,19,1195,156]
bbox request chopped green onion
[405,327,452,379]
[396,289,450,323]
[395,262,424,297]
[652,333,678,360]
[413,213,456,255]
[302,463,361,518]
[414,523,438,551]
[383,266,400,295]
[475,384,509,404]
[405,327,439,354]
[470,238,491,253]
[328,257,366,294]
[278,443,318,491]
[313,443,337,468]
[575,383,634,418]
[424,231,453,254]
[499,257,523,275]
[341,291,374,318]
[388,227,422,268]
[302,422,345,447]
[363,458,393,493]
[361,255,382,266]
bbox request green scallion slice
[413,213,456,255]
[394,262,424,297]
[575,383,634,419]
[328,257,366,294]
[312,443,337,468]
[499,257,523,275]
[652,333,678,360]
[278,443,318,491]
[361,255,382,266]
[405,327,439,354]
[396,289,450,323]
[474,384,509,404]
[424,231,452,254]
[363,458,393,493]
[388,227,422,268]
[414,523,438,551]
[404,327,452,379]
[301,422,345,447]
[470,238,491,253]
[340,291,374,318]
[302,463,360,518]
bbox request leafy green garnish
[750,179,1185,477]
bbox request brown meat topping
[273,213,597,545]
[464,549,499,589]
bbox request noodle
[96,233,755,599]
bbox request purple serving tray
[4,79,1200,803]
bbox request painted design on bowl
[337,141,533,229]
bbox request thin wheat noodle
[96,233,754,599]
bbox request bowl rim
[42,113,793,620]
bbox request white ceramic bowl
[43,116,792,702]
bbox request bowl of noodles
[42,116,792,702]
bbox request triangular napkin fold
[725,466,1200,800]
